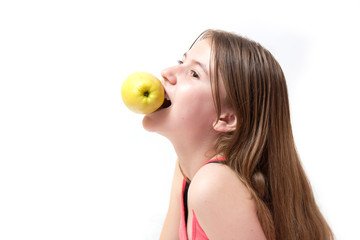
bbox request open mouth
[160,93,172,109]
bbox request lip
[164,86,170,101]
[160,85,172,110]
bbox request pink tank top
[179,158,226,240]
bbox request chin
[142,114,174,142]
[142,106,171,132]
[142,114,167,133]
[142,115,156,132]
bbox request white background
[1,0,359,239]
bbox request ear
[213,110,237,133]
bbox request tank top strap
[202,157,226,167]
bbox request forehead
[186,39,211,67]
[190,39,229,105]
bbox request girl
[143,30,333,240]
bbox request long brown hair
[193,30,333,240]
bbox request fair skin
[144,40,266,239]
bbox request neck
[156,121,220,180]
[170,135,218,180]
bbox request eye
[177,59,199,79]
[191,70,199,79]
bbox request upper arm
[159,158,183,240]
[188,164,266,240]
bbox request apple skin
[121,72,165,114]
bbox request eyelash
[191,70,199,78]
[177,60,199,79]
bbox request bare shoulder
[189,163,252,200]
[188,163,266,240]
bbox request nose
[161,66,177,85]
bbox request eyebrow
[183,53,209,76]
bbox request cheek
[142,85,218,135]
[175,87,217,123]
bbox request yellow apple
[121,72,165,114]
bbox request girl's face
[143,39,221,142]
